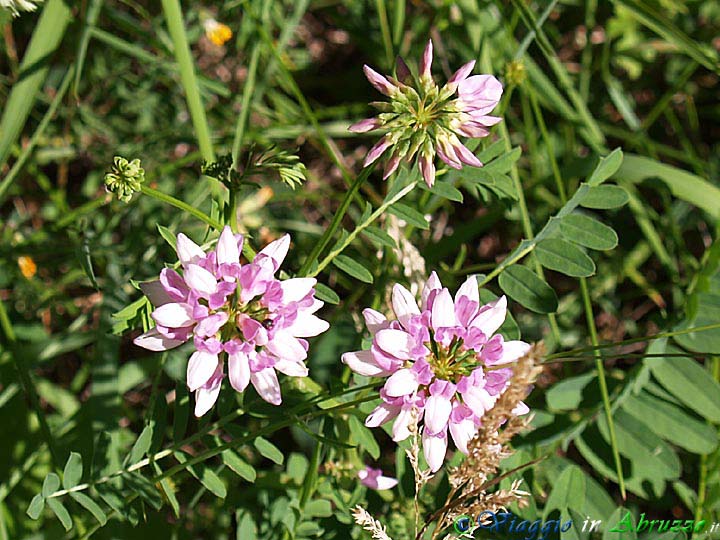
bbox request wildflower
[134,227,329,416]
[350,39,503,187]
[18,256,37,279]
[104,156,145,203]
[358,466,398,490]
[341,272,529,472]
[0,0,42,16]
[203,18,232,47]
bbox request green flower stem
[298,165,374,277]
[375,0,394,68]
[0,299,61,469]
[231,43,261,165]
[310,179,418,277]
[161,0,215,163]
[140,185,222,231]
[580,278,627,499]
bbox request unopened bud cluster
[351,40,504,187]
[104,156,145,203]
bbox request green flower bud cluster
[104,156,145,203]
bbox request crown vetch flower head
[134,227,329,416]
[342,272,529,472]
[350,39,503,188]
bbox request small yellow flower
[203,19,232,47]
[18,256,37,279]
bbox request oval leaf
[254,437,284,465]
[42,473,60,498]
[332,254,373,283]
[587,148,623,186]
[47,498,73,531]
[313,283,340,305]
[536,238,596,277]
[388,202,428,229]
[222,449,257,483]
[26,494,45,520]
[498,265,558,314]
[63,452,83,489]
[70,492,107,525]
[560,214,618,251]
[580,185,629,209]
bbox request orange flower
[203,19,232,47]
[18,256,37,279]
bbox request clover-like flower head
[342,272,529,471]
[135,227,329,416]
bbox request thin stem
[375,0,394,68]
[161,0,215,163]
[298,166,374,276]
[140,185,223,231]
[580,277,626,499]
[231,44,261,165]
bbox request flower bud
[104,156,145,203]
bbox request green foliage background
[0,1,719,539]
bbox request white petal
[287,313,329,338]
[133,327,185,351]
[424,394,453,434]
[431,288,457,329]
[362,308,388,335]
[384,369,419,397]
[421,271,442,310]
[228,351,250,392]
[184,264,218,296]
[266,331,307,362]
[257,234,290,270]
[152,302,194,328]
[194,365,223,417]
[455,275,479,305]
[342,350,389,377]
[274,358,309,377]
[280,278,316,303]
[449,419,477,454]
[187,351,219,392]
[365,403,400,427]
[497,340,531,364]
[139,280,173,307]
[374,475,399,490]
[391,284,420,327]
[422,430,448,472]
[392,407,415,441]
[375,329,415,359]
[176,233,205,266]
[216,226,240,266]
[471,295,507,337]
[251,368,282,405]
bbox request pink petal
[362,308,389,335]
[176,233,205,267]
[374,329,416,360]
[152,302,194,328]
[424,394,453,434]
[184,264,218,296]
[421,271,442,310]
[496,340,531,365]
[391,284,420,328]
[342,349,390,377]
[349,118,381,133]
[194,363,224,417]
[133,327,185,351]
[431,288,457,329]
[470,295,507,337]
[266,331,307,362]
[364,136,392,167]
[139,280,173,307]
[452,140,483,167]
[216,226,240,266]
[228,351,250,392]
[419,39,433,79]
[274,358,308,377]
[418,152,436,187]
[251,368,282,405]
[382,152,401,179]
[448,60,476,89]
[281,277,316,303]
[362,65,397,96]
[392,407,415,441]
[456,275,479,305]
[422,429,448,472]
[365,402,400,427]
[194,312,229,337]
[257,234,290,271]
[384,368,419,397]
[187,350,220,392]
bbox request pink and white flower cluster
[134,227,329,417]
[350,39,503,187]
[342,272,530,472]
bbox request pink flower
[358,466,398,490]
[350,39,503,188]
[134,227,329,416]
[342,272,529,472]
